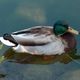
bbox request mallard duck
[0,21,79,55]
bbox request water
[0,0,80,80]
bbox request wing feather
[11,26,53,46]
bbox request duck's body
[0,21,79,55]
[11,26,68,55]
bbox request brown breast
[61,32,76,52]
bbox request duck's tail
[0,35,17,47]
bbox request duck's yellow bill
[67,27,79,35]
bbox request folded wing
[12,26,53,46]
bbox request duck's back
[11,26,53,46]
[11,26,67,55]
[12,26,53,35]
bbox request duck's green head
[53,20,79,36]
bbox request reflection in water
[16,2,47,24]
[2,48,80,64]
[0,74,6,78]
[0,47,80,80]
[57,69,80,80]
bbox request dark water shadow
[0,74,6,78]
[3,48,80,64]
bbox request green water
[0,0,80,80]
